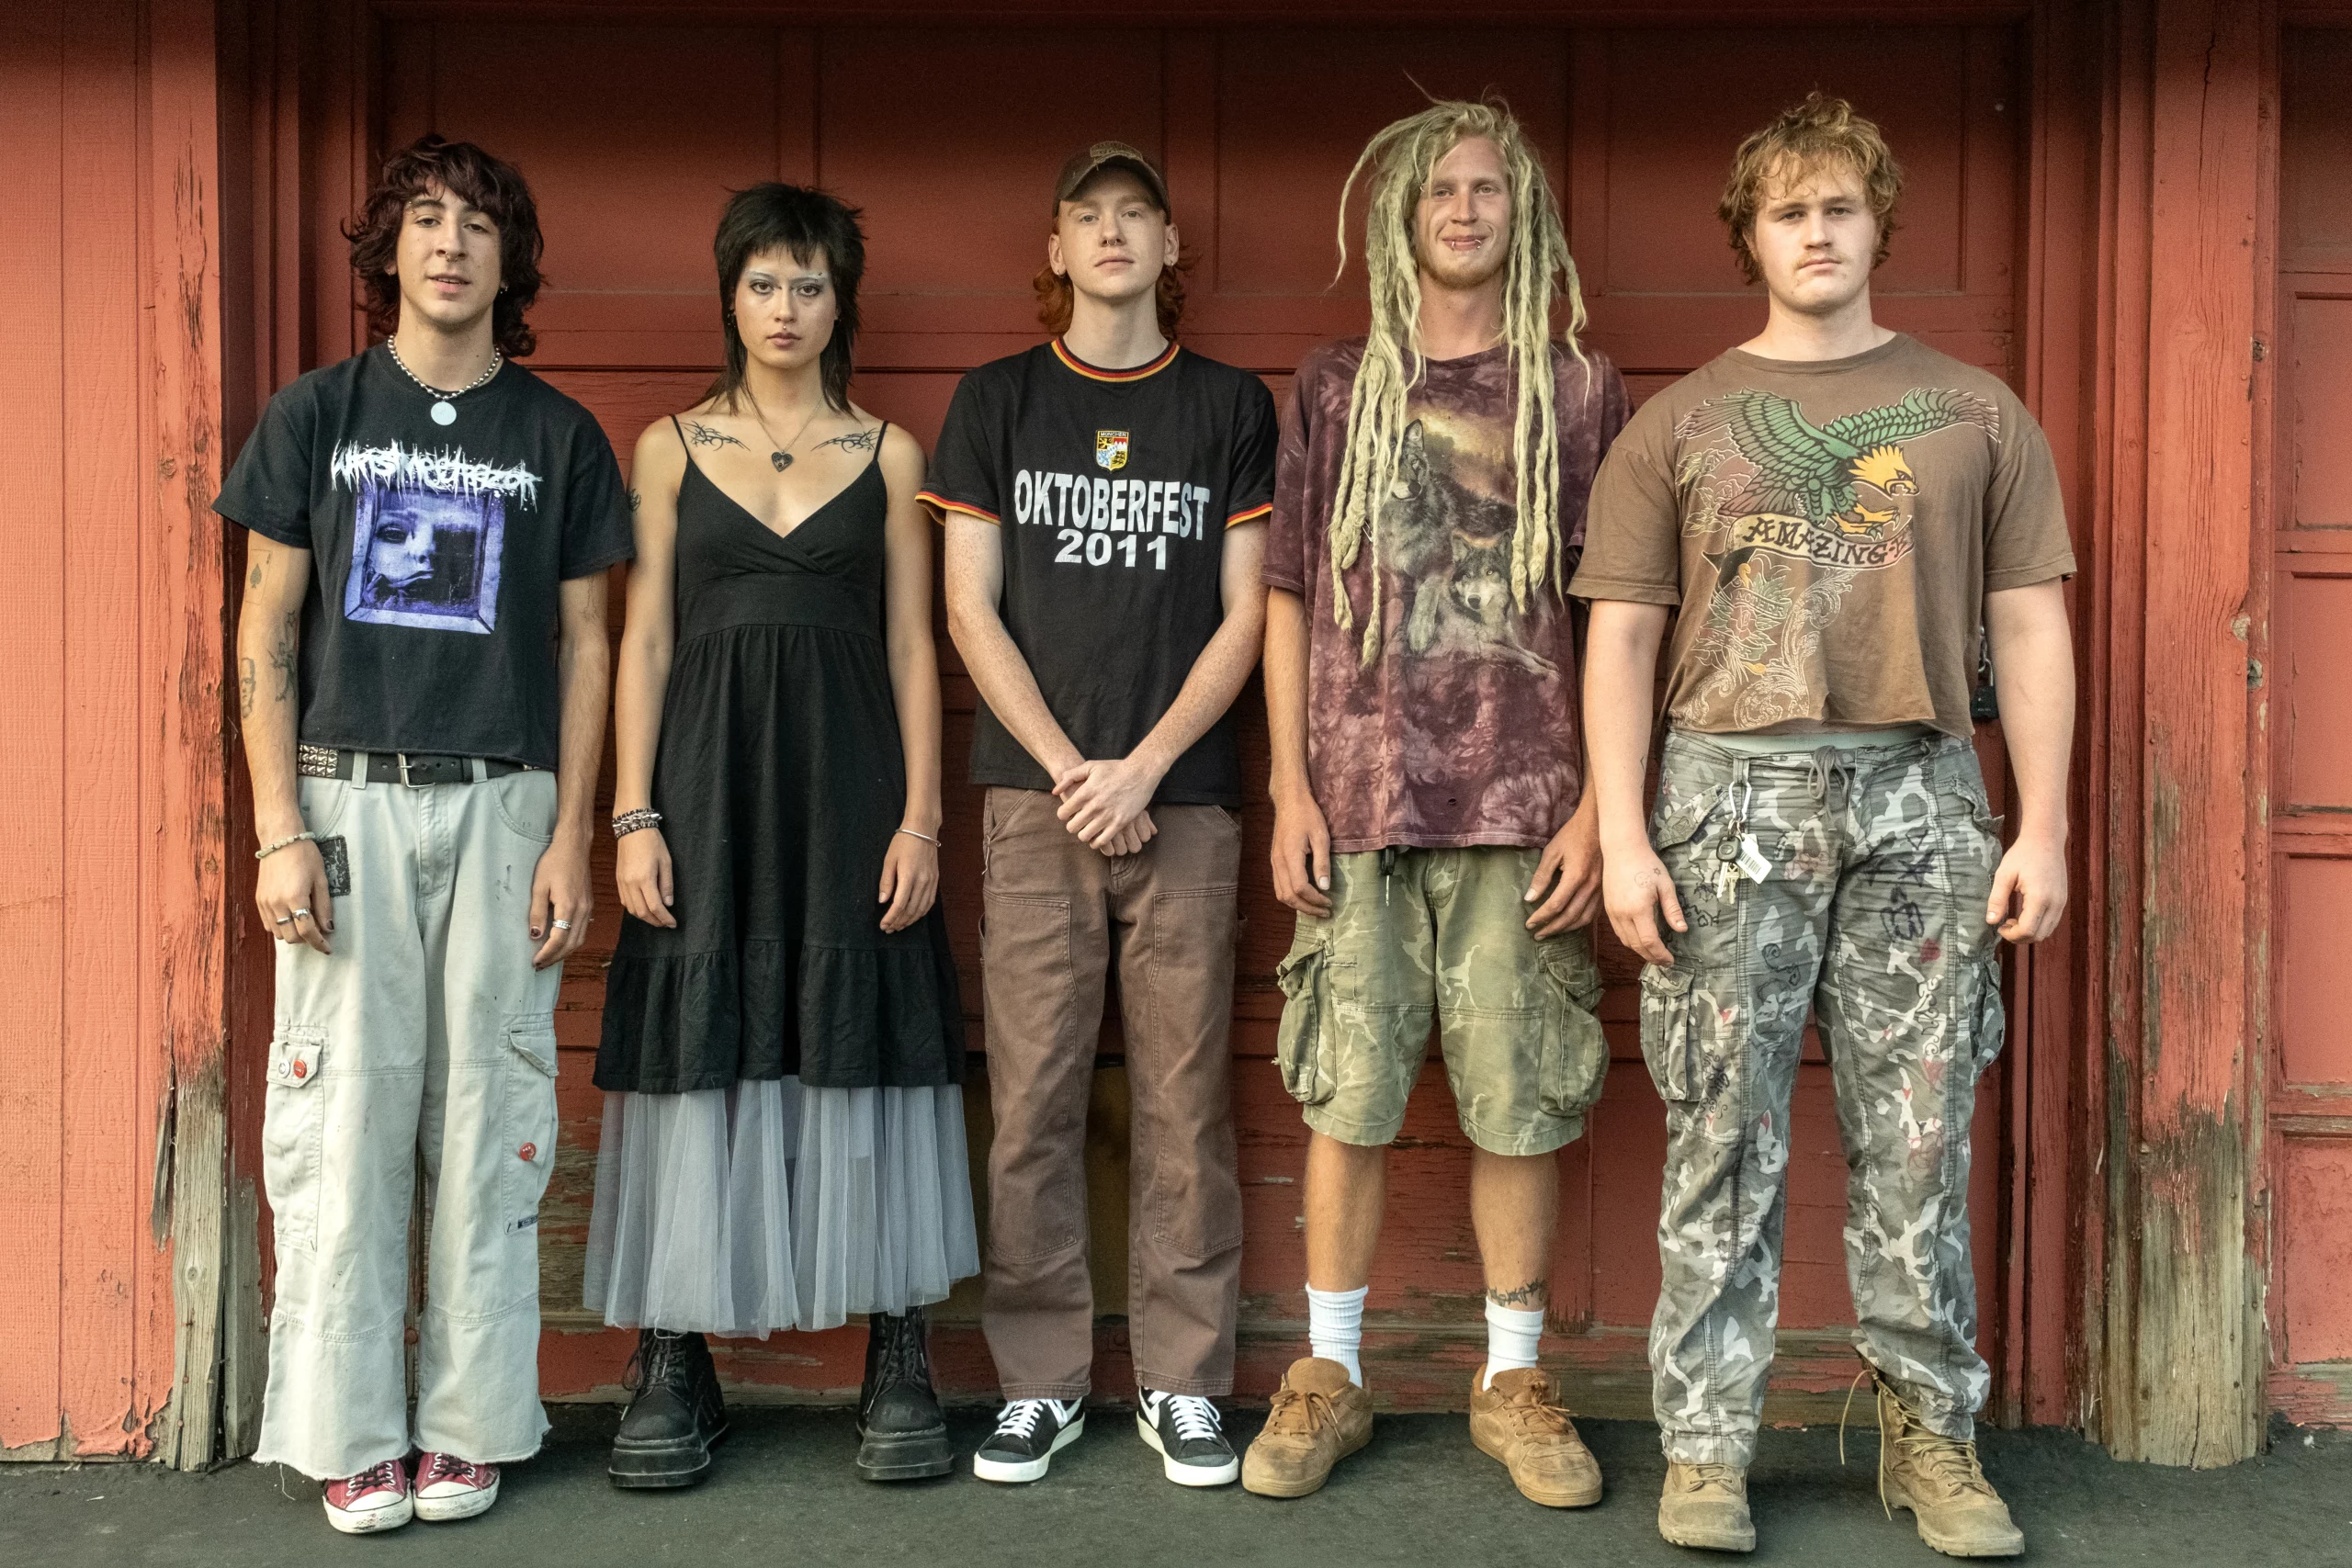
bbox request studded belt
[296,744,532,786]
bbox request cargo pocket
[1967,953,2007,1077]
[501,1020,560,1235]
[261,1028,328,1253]
[1537,942,1609,1120]
[1273,933,1338,1107]
[1637,965,1700,1102]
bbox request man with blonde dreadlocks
[1244,100,1627,1506]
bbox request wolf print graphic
[332,441,539,633]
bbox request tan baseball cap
[1052,141,1170,215]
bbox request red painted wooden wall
[346,14,2030,1415]
[2268,25,2352,1425]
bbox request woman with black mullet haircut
[585,183,974,1488]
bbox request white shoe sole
[1136,1411,1239,1486]
[323,1495,413,1535]
[972,1413,1085,1483]
[414,1476,500,1522]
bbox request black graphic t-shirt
[214,347,635,769]
[920,339,1277,805]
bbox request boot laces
[876,1311,931,1389]
[1673,1462,1745,1497]
[1894,1426,1996,1501]
[625,1328,689,1395]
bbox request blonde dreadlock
[1327,98,1589,664]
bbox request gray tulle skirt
[582,1077,978,1337]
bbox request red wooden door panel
[364,14,2018,1416]
[2269,26,2352,1427]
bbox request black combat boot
[855,1307,953,1481]
[609,1328,728,1489]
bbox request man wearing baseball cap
[922,142,1275,1487]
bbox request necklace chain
[386,337,503,400]
[742,389,824,471]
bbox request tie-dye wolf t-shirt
[1571,333,2074,738]
[215,347,634,769]
[1264,338,1628,854]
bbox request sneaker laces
[1261,1382,1335,1439]
[991,1398,1057,1441]
[1491,1371,1573,1437]
[1155,1393,1223,1445]
[418,1452,487,1489]
[342,1458,405,1496]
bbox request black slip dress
[595,418,964,1094]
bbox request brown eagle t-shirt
[1571,333,2074,737]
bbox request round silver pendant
[431,400,457,426]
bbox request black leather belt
[296,744,532,786]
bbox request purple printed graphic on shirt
[332,440,537,634]
[1264,338,1629,853]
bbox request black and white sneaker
[1136,1388,1238,1486]
[972,1397,1085,1483]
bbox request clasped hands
[1052,754,1163,857]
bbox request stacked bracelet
[612,807,663,839]
[255,830,320,862]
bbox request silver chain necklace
[386,337,503,426]
[742,388,824,473]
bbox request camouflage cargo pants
[1639,730,2006,1466]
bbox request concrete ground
[3,1406,2346,1568]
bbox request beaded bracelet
[255,829,320,862]
[612,807,663,839]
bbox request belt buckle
[397,751,416,787]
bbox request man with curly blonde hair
[1246,99,1628,1506]
[1577,93,2073,1557]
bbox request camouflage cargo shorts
[1272,846,1607,1157]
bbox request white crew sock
[1306,1284,1368,1386]
[1482,1299,1545,1388]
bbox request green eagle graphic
[1676,386,1999,537]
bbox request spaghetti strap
[670,414,690,454]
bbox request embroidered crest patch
[1095,431,1129,471]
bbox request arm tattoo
[248,561,265,588]
[239,657,256,720]
[816,425,883,455]
[628,487,641,514]
[268,610,300,702]
[681,420,745,451]
[1486,1279,1549,1310]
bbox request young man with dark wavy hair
[1578,95,2073,1557]
[215,135,633,1534]
[925,142,1275,1488]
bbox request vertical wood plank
[0,0,68,1458]
[144,0,234,1467]
[60,0,146,1459]
[2107,0,2267,1467]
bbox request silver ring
[551,919,573,931]
[274,915,294,925]
[292,908,311,920]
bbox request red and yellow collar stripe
[1052,338,1179,382]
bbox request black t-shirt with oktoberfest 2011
[920,338,1278,806]
[213,346,636,770]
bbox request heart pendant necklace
[744,390,823,473]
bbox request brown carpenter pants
[978,787,1245,1399]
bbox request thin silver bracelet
[255,830,319,861]
[894,827,941,847]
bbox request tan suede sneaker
[1240,1357,1373,1498]
[1657,1461,1757,1553]
[1467,1367,1602,1506]
[1875,1374,2025,1558]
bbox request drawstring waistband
[1806,747,1856,811]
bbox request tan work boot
[1657,1461,1757,1552]
[1875,1373,2024,1557]
[1467,1367,1602,1506]
[1240,1357,1373,1498]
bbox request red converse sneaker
[413,1451,502,1522]
[322,1457,413,1534]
